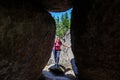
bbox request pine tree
[55,12,70,38]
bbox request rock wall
[0,6,55,80]
[0,0,120,80]
[0,0,72,12]
[71,0,120,80]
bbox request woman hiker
[53,37,70,67]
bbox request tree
[61,12,70,29]
[54,12,70,38]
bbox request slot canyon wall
[0,0,120,80]
[71,0,120,80]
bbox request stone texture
[0,0,72,12]
[40,0,73,12]
[71,0,120,80]
[0,7,55,80]
[0,0,120,80]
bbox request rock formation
[71,0,120,80]
[0,0,72,80]
[0,0,72,12]
[0,0,120,80]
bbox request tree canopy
[53,12,71,38]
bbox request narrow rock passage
[39,30,78,80]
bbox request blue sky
[49,8,72,19]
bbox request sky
[49,8,72,19]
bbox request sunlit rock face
[0,7,55,80]
[71,0,120,80]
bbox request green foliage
[55,12,70,38]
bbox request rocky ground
[41,49,77,80]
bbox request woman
[53,37,70,67]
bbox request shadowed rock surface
[0,0,72,12]
[0,0,120,80]
[0,7,55,80]
[49,64,65,75]
[41,64,76,80]
[71,0,120,80]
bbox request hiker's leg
[53,50,57,64]
[56,51,60,65]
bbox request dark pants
[53,50,60,66]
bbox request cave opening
[40,8,78,79]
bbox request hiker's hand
[68,46,71,48]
